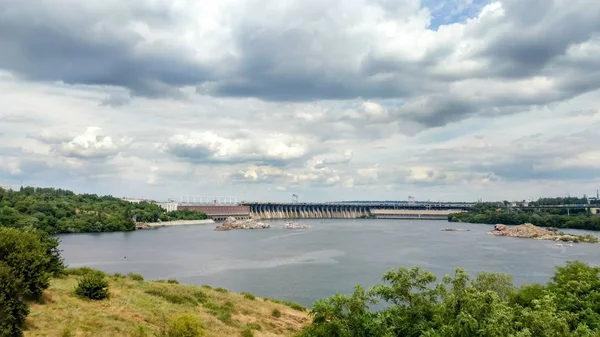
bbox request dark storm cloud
[0,2,211,98]
[1,0,600,130]
[479,0,600,78]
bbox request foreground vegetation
[0,187,207,234]
[24,270,308,337]
[299,261,600,337]
[449,202,600,231]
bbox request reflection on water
[58,219,600,307]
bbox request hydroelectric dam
[243,202,472,220]
[171,197,475,220]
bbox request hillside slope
[24,273,309,337]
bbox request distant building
[157,202,178,212]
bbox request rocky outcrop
[284,221,310,229]
[489,223,598,243]
[214,217,271,231]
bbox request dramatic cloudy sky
[1,0,599,202]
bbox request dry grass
[23,274,309,337]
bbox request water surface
[59,219,600,307]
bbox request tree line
[449,203,600,231]
[0,186,207,234]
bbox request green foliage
[272,308,281,318]
[245,323,262,331]
[127,273,144,281]
[265,297,306,311]
[240,327,254,337]
[60,327,73,337]
[449,202,600,231]
[0,186,208,234]
[166,209,209,221]
[203,300,235,325]
[299,262,600,337]
[241,292,256,300]
[167,278,180,284]
[66,267,105,277]
[167,313,205,337]
[214,287,229,293]
[0,227,60,336]
[0,227,52,300]
[75,272,110,300]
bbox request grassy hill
[24,270,309,337]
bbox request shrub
[144,287,198,306]
[167,278,179,284]
[113,272,124,278]
[272,308,281,318]
[240,327,254,337]
[167,313,204,337]
[130,325,149,337]
[66,267,104,277]
[61,327,73,337]
[75,272,109,300]
[0,264,30,337]
[127,273,144,281]
[241,292,256,300]
[0,227,55,335]
[214,287,228,293]
[201,285,212,289]
[0,227,52,300]
[203,301,235,325]
[246,323,262,331]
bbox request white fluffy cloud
[1,0,600,201]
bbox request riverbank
[136,219,215,229]
[25,271,308,337]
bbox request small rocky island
[489,223,599,243]
[284,221,310,229]
[214,217,271,231]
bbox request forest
[0,186,207,234]
[449,202,600,231]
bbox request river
[58,219,600,307]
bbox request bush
[167,313,204,337]
[127,273,144,281]
[75,272,109,300]
[272,308,281,318]
[241,292,256,300]
[144,287,198,306]
[240,327,254,337]
[167,278,179,284]
[61,327,73,337]
[66,267,104,277]
[0,227,52,300]
[0,227,56,336]
[246,323,262,331]
[214,287,228,293]
[0,264,30,337]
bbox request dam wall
[248,203,371,219]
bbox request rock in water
[215,217,271,231]
[488,223,598,243]
[285,221,310,229]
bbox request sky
[0,0,599,202]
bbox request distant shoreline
[137,219,215,229]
